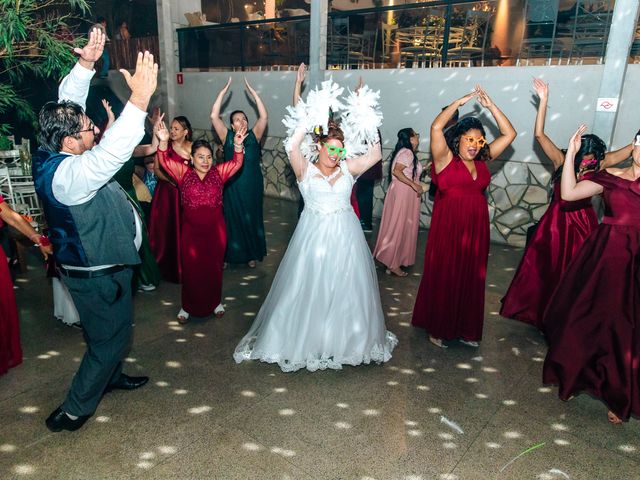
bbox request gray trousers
[61,268,133,416]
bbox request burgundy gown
[149,144,184,284]
[0,196,22,375]
[412,157,490,341]
[500,176,598,328]
[158,148,243,317]
[543,171,640,420]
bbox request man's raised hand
[121,51,158,112]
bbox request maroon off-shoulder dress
[543,171,640,420]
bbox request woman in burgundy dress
[543,125,640,424]
[0,196,52,375]
[500,79,604,328]
[412,86,516,348]
[156,122,247,324]
[149,116,192,283]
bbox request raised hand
[221,77,232,95]
[233,125,249,148]
[355,76,364,94]
[120,51,158,112]
[457,90,477,107]
[152,112,165,137]
[296,63,306,84]
[244,77,257,97]
[155,120,170,143]
[568,124,587,153]
[475,85,494,108]
[148,106,162,126]
[101,99,115,125]
[74,27,105,66]
[533,78,548,101]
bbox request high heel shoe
[607,410,623,425]
[429,335,447,349]
[385,268,408,277]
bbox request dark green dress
[114,158,161,288]
[222,129,266,263]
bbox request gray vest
[66,181,140,267]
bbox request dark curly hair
[449,117,491,162]
[38,100,85,152]
[553,133,607,182]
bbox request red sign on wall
[177,73,183,85]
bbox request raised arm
[561,125,603,201]
[286,127,310,181]
[431,92,476,172]
[101,99,116,131]
[475,85,516,160]
[217,126,248,182]
[0,198,52,260]
[293,63,306,106]
[245,78,268,142]
[210,78,232,142]
[132,112,163,157]
[155,120,188,184]
[601,142,633,169]
[57,28,105,108]
[532,79,564,169]
[52,51,158,206]
[346,141,383,178]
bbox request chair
[381,22,398,67]
[446,11,491,67]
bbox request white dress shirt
[52,62,145,269]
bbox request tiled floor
[1,198,639,480]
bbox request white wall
[175,64,639,156]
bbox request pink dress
[158,149,243,317]
[0,196,22,374]
[412,157,490,342]
[373,148,423,270]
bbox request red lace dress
[158,149,244,316]
[0,196,22,374]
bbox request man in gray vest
[33,28,158,432]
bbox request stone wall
[192,128,555,247]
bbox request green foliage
[0,0,92,134]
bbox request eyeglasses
[75,120,96,135]
[323,143,346,158]
[462,136,487,148]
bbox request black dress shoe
[45,407,90,432]
[104,374,149,393]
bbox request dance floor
[1,198,638,479]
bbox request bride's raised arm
[286,126,309,181]
[346,141,382,178]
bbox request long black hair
[449,117,491,162]
[388,128,418,182]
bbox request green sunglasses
[323,143,347,158]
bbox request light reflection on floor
[2,198,639,479]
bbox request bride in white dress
[234,117,398,372]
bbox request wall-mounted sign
[596,97,618,112]
[177,73,183,85]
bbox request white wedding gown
[234,160,398,372]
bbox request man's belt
[58,265,126,279]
